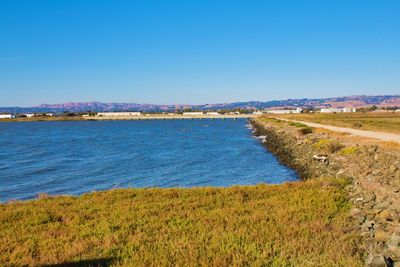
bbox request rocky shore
[251,117,400,267]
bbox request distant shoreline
[0,114,259,122]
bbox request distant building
[320,108,356,113]
[182,112,204,115]
[342,108,357,113]
[24,113,35,118]
[0,114,13,119]
[264,108,302,114]
[97,112,142,117]
[252,111,263,115]
[206,112,220,115]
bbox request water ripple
[0,119,298,202]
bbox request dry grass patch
[273,112,400,134]
[0,179,363,266]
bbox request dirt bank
[252,117,400,266]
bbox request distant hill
[1,95,399,113]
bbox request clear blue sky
[0,0,399,106]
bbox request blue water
[0,119,298,202]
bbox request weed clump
[315,139,344,153]
[340,146,359,155]
[298,127,314,135]
[289,122,308,128]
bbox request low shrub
[340,146,359,155]
[298,126,314,135]
[314,139,344,153]
[289,122,308,128]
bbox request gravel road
[279,118,400,143]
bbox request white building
[320,108,356,113]
[320,108,343,113]
[182,112,204,115]
[97,112,142,117]
[264,108,302,114]
[342,108,357,113]
[0,114,12,119]
[24,113,35,118]
[206,112,220,115]
[252,111,263,115]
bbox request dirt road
[278,118,400,143]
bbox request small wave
[24,166,59,176]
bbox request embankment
[252,117,400,266]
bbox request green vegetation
[298,126,314,135]
[314,139,344,153]
[288,122,308,128]
[286,122,314,135]
[340,147,360,155]
[276,112,400,134]
[0,179,363,266]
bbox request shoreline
[1,115,398,265]
[251,116,400,265]
[0,114,258,122]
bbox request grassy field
[0,178,363,266]
[274,112,400,134]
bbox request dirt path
[278,118,400,143]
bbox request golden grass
[273,112,400,134]
[0,178,363,266]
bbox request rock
[355,197,364,203]
[365,193,377,203]
[362,220,376,231]
[369,255,393,267]
[390,248,400,258]
[377,210,394,222]
[365,202,376,210]
[389,165,398,172]
[356,215,366,224]
[391,203,400,213]
[336,170,347,178]
[351,208,361,216]
[376,201,392,210]
[388,234,400,252]
[375,230,390,242]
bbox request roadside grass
[288,122,308,128]
[287,122,314,135]
[0,179,363,267]
[272,112,400,134]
